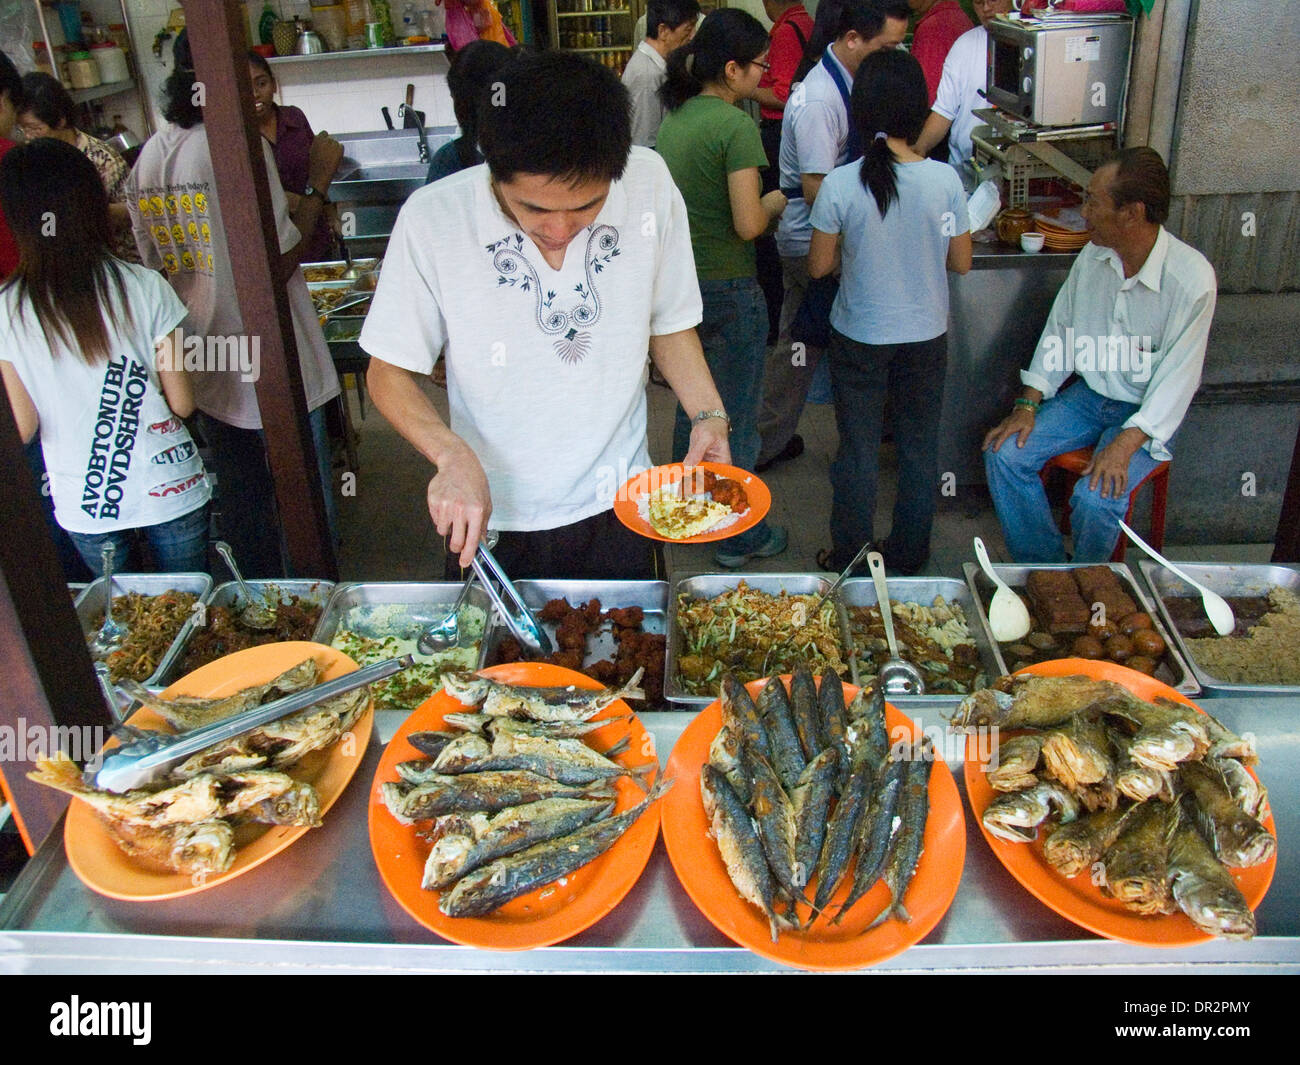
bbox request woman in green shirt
[657,8,788,567]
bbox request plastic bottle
[401,1,419,41]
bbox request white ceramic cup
[1020,231,1045,253]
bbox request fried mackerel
[438,778,671,917]
[441,668,644,723]
[867,744,933,929]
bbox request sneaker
[714,525,789,569]
[755,434,804,473]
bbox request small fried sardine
[381,770,614,824]
[441,667,643,723]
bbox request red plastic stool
[1039,447,1170,562]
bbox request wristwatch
[691,408,730,429]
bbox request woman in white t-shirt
[0,138,211,575]
[807,49,971,575]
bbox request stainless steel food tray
[301,258,381,284]
[1138,560,1300,696]
[479,580,668,705]
[156,579,336,685]
[75,573,214,688]
[962,561,1200,696]
[312,581,493,672]
[838,577,1000,704]
[666,573,850,706]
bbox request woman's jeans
[672,276,773,555]
[983,380,1161,563]
[68,503,211,576]
[198,405,336,578]
[826,329,948,574]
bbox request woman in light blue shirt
[807,48,971,574]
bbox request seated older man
[982,148,1217,563]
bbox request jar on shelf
[67,51,101,90]
[33,41,54,78]
[90,41,130,85]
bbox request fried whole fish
[440,713,628,740]
[755,675,807,794]
[790,748,839,892]
[789,663,826,763]
[867,744,932,928]
[745,752,802,896]
[423,728,641,788]
[1042,805,1135,878]
[381,770,614,824]
[1041,714,1113,792]
[951,675,1127,730]
[720,673,773,767]
[104,818,236,876]
[836,757,907,921]
[1213,756,1270,822]
[407,730,462,758]
[816,669,852,792]
[1178,760,1275,868]
[812,760,875,912]
[1166,805,1256,940]
[1100,800,1177,915]
[169,685,369,779]
[1110,726,1177,804]
[701,765,787,942]
[845,683,889,771]
[29,754,320,828]
[421,796,615,890]
[708,722,752,806]
[1166,701,1255,763]
[1106,696,1210,772]
[438,777,671,917]
[982,780,1080,843]
[123,657,322,731]
[441,667,644,723]
[986,734,1044,793]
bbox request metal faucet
[398,103,430,164]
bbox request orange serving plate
[64,642,372,901]
[368,662,662,950]
[964,658,1277,946]
[662,676,966,971]
[612,461,771,544]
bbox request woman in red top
[249,53,337,264]
[908,0,972,106]
[0,52,23,279]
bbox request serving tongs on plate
[89,655,413,793]
[469,537,554,657]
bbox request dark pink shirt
[269,105,334,264]
[912,1,973,106]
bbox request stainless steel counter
[2,700,1297,974]
[940,246,1078,486]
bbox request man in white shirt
[983,148,1218,563]
[362,50,731,580]
[623,0,700,149]
[755,0,909,470]
[913,0,1012,182]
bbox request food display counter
[3,698,1296,974]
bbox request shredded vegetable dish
[674,581,849,696]
[90,590,199,683]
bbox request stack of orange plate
[1034,215,1091,251]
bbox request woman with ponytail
[656,7,789,567]
[807,48,972,575]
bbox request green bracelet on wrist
[1014,398,1041,414]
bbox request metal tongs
[90,655,413,793]
[471,540,553,656]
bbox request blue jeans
[984,380,1164,563]
[826,329,948,573]
[671,276,772,554]
[68,503,210,576]
[198,406,336,579]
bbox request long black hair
[447,39,513,168]
[792,0,909,83]
[162,29,202,128]
[659,8,769,112]
[0,138,132,363]
[853,49,929,217]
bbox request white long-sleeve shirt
[1021,227,1217,461]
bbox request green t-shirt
[656,94,769,281]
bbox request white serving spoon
[972,536,1032,642]
[1116,519,1236,637]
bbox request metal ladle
[214,541,278,631]
[417,570,477,654]
[866,550,926,696]
[87,542,127,658]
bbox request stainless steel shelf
[267,43,447,65]
[70,79,135,105]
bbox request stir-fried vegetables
[675,581,849,696]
